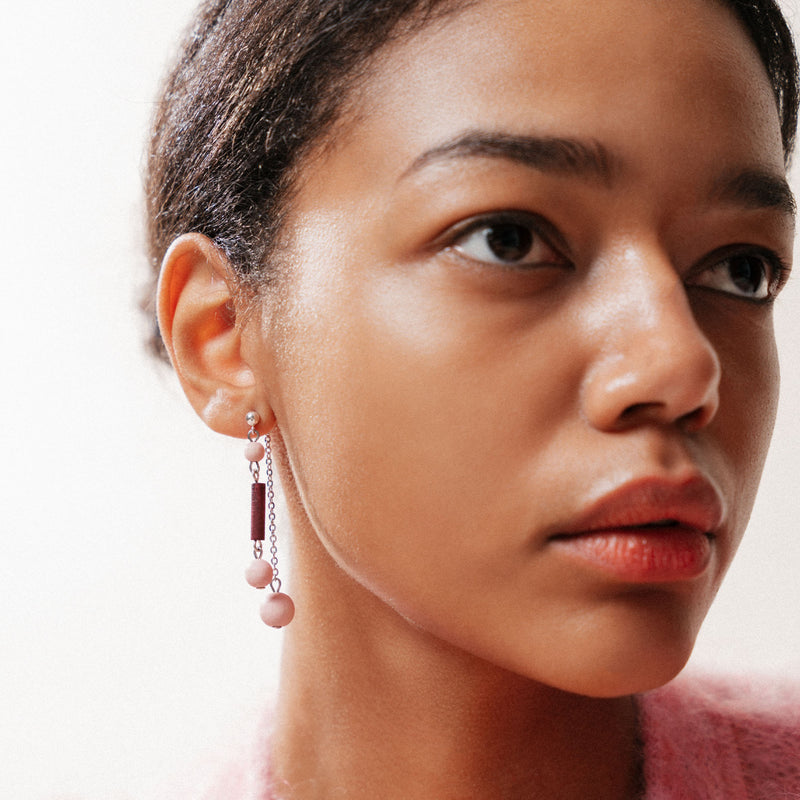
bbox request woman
[147,0,800,796]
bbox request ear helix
[243,411,295,628]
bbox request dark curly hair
[143,0,799,358]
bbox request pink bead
[244,441,265,462]
[245,559,273,588]
[260,592,295,628]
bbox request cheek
[721,317,778,465]
[267,259,580,608]
[701,300,779,549]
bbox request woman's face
[252,0,793,695]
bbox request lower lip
[549,527,712,583]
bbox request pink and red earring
[243,411,295,628]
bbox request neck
[266,534,642,800]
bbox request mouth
[548,477,724,583]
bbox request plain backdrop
[1,2,799,798]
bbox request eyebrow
[712,168,796,219]
[403,130,796,220]
[403,131,616,183]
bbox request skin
[158,0,795,797]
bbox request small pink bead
[244,441,265,462]
[245,559,273,588]
[260,593,295,628]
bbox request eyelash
[443,211,570,270]
[686,245,791,304]
[441,212,790,302]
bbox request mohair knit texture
[641,674,800,798]
[196,673,800,799]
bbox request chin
[560,646,695,699]
[530,639,696,699]
[520,595,706,698]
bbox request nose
[580,250,721,433]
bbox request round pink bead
[260,592,295,628]
[244,441,265,462]
[245,559,273,588]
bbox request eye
[689,248,789,302]
[447,213,569,269]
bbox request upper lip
[550,476,726,539]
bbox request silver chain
[248,423,260,483]
[264,434,281,592]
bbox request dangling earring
[243,411,295,628]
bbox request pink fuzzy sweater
[640,675,800,798]
[197,674,800,799]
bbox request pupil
[729,255,763,293]
[486,224,533,261]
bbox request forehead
[305,0,784,199]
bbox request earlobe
[157,233,274,438]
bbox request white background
[1,2,799,798]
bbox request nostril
[616,402,661,428]
[678,404,712,433]
[614,401,711,431]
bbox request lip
[548,477,725,583]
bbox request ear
[157,233,275,438]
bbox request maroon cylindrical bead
[251,482,266,541]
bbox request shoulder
[640,672,800,799]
